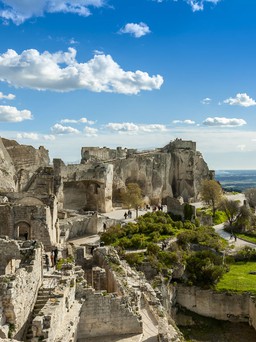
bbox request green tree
[220,198,240,228]
[244,188,256,208]
[235,204,252,232]
[200,180,223,217]
[121,183,143,218]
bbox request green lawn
[236,233,256,244]
[215,262,256,294]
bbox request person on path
[50,250,55,267]
[45,254,50,272]
[53,246,58,265]
[124,212,128,219]
[128,209,132,218]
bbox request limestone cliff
[0,138,16,192]
[81,139,212,205]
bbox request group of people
[124,209,132,219]
[44,246,59,271]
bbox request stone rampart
[81,146,137,163]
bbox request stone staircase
[24,286,55,341]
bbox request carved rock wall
[176,285,251,323]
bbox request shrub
[185,250,226,287]
[124,253,145,266]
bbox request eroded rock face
[1,138,50,192]
[82,139,212,204]
[0,138,16,192]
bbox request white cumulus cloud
[201,97,211,105]
[17,132,39,140]
[84,126,98,136]
[223,93,256,107]
[186,0,221,12]
[61,117,95,124]
[0,0,105,25]
[202,117,247,127]
[173,119,196,124]
[0,48,163,95]
[106,122,167,134]
[0,105,32,122]
[17,132,56,141]
[119,22,151,38]
[0,91,15,100]
[51,123,80,134]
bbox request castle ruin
[0,136,217,341]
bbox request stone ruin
[0,136,213,247]
[0,136,214,341]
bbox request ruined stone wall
[176,285,250,323]
[0,239,21,276]
[0,203,57,249]
[59,213,98,240]
[0,205,13,237]
[53,161,113,213]
[81,146,137,162]
[77,288,142,339]
[163,139,196,152]
[0,240,43,339]
[32,277,78,341]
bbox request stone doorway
[15,221,31,240]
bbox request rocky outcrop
[1,138,50,192]
[0,138,16,192]
[81,139,212,205]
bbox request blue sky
[0,0,256,169]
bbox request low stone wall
[176,285,250,323]
[77,288,142,339]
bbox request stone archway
[15,221,31,240]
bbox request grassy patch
[215,262,256,294]
[236,233,256,244]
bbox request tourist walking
[45,254,50,272]
[50,250,55,267]
[53,246,58,265]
